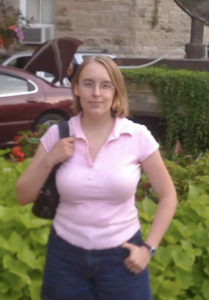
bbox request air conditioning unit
[22,25,54,44]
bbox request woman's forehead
[79,61,111,81]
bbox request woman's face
[74,61,116,118]
[67,63,74,77]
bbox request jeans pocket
[127,230,144,247]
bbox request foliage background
[1,152,209,300]
[122,67,209,154]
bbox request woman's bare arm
[141,150,178,248]
[16,144,53,206]
[16,137,74,206]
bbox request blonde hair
[71,56,129,117]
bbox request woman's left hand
[122,243,151,274]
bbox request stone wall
[55,0,209,58]
[3,0,19,9]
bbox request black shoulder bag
[32,121,70,219]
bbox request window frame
[0,72,38,98]
[19,0,55,25]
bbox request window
[0,54,10,65]
[7,57,32,69]
[20,0,55,24]
[0,74,32,95]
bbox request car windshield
[0,54,11,65]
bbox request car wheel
[34,113,66,130]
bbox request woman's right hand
[46,137,74,167]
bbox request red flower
[19,152,25,158]
[9,25,17,30]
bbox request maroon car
[0,65,73,147]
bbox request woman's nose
[92,85,101,95]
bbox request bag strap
[58,121,70,139]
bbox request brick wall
[55,0,209,58]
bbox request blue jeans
[42,226,153,300]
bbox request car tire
[34,113,67,130]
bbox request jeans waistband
[50,225,143,255]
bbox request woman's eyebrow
[82,78,112,83]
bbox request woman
[66,62,79,82]
[16,56,177,300]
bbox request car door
[0,70,45,146]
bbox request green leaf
[0,149,11,157]
[17,248,42,270]
[27,138,40,144]
[172,220,193,238]
[154,246,173,267]
[0,282,10,293]
[29,281,42,300]
[2,271,27,291]
[3,255,29,281]
[139,197,157,221]
[172,249,195,272]
[203,259,209,276]
[181,240,203,256]
[193,296,204,300]
[188,185,204,201]
[3,255,13,269]
[158,279,181,299]
[0,206,17,221]
[201,279,209,300]
[3,231,25,253]
[19,212,50,229]
[191,227,209,247]
[175,267,194,289]
[30,228,50,245]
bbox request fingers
[124,257,143,274]
[122,242,135,251]
[61,137,75,150]
[123,243,150,275]
[62,137,75,144]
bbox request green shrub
[0,158,51,300]
[137,151,209,204]
[122,67,209,154]
[138,185,209,300]
[1,151,209,300]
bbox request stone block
[83,38,100,47]
[112,5,130,13]
[87,2,105,11]
[56,19,73,31]
[56,5,69,17]
[112,34,131,46]
[119,17,136,32]
[77,14,98,28]
[137,7,147,18]
[98,14,120,28]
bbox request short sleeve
[40,124,59,153]
[138,125,159,162]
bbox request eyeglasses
[79,81,115,92]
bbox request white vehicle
[0,51,116,87]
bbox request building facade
[4,0,209,58]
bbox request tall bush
[123,67,209,154]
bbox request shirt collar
[69,112,134,140]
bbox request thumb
[122,242,136,252]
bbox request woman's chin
[85,108,109,117]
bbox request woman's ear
[74,84,80,96]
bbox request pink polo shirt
[41,113,159,250]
